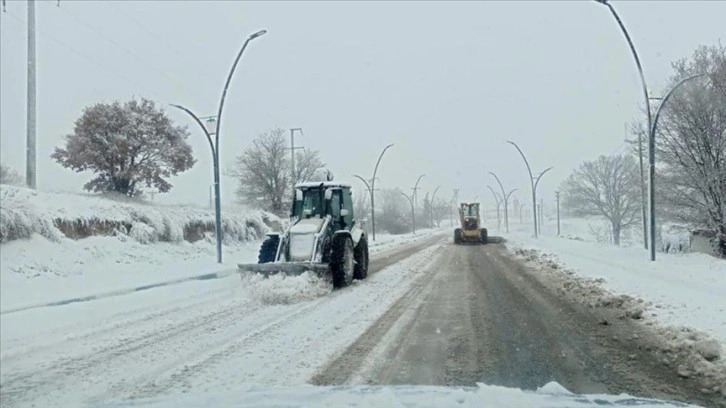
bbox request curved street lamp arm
[214,29,267,149]
[430,186,442,206]
[401,191,413,205]
[506,188,518,202]
[534,167,555,191]
[352,174,372,196]
[413,174,426,191]
[489,171,507,201]
[598,1,652,130]
[170,104,216,159]
[372,144,395,187]
[650,73,708,137]
[486,185,502,205]
[507,141,534,188]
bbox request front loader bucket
[238,262,330,278]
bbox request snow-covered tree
[51,98,195,197]
[378,187,410,234]
[654,44,726,257]
[0,164,22,186]
[229,127,325,215]
[561,154,641,245]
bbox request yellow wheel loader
[454,202,488,244]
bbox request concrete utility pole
[556,191,561,236]
[26,0,37,189]
[288,128,304,192]
[430,186,441,229]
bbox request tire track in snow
[124,241,446,398]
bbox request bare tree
[294,148,325,184]
[229,127,326,216]
[229,128,290,215]
[655,44,726,256]
[561,154,641,245]
[0,164,22,186]
[378,187,409,234]
[432,198,447,227]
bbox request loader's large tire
[258,235,280,263]
[480,228,488,245]
[454,228,462,244]
[330,234,354,288]
[353,237,369,280]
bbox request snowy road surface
[0,235,722,407]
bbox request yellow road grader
[454,202,488,244]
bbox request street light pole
[430,185,441,229]
[647,73,707,261]
[401,192,415,234]
[172,29,266,264]
[487,185,502,231]
[489,172,516,233]
[594,0,651,250]
[352,174,373,235]
[369,144,394,241]
[507,141,553,238]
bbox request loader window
[330,191,341,219]
[293,190,323,218]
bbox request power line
[105,2,220,87]
[2,11,164,101]
[54,4,188,91]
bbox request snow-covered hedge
[0,185,278,244]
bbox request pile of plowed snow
[239,271,333,305]
[0,185,276,244]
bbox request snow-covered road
[0,234,446,407]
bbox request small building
[690,229,719,257]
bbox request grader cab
[454,202,488,244]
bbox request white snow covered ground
[502,217,726,348]
[0,184,444,312]
[100,382,698,408]
[0,238,447,407]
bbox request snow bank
[100,382,698,408]
[505,228,726,398]
[0,185,275,244]
[239,271,333,305]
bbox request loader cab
[292,182,354,230]
[459,202,481,231]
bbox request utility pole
[26,0,37,189]
[288,128,304,192]
[401,192,415,234]
[556,191,561,236]
[430,186,441,229]
[539,198,544,233]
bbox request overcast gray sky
[1,0,724,211]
